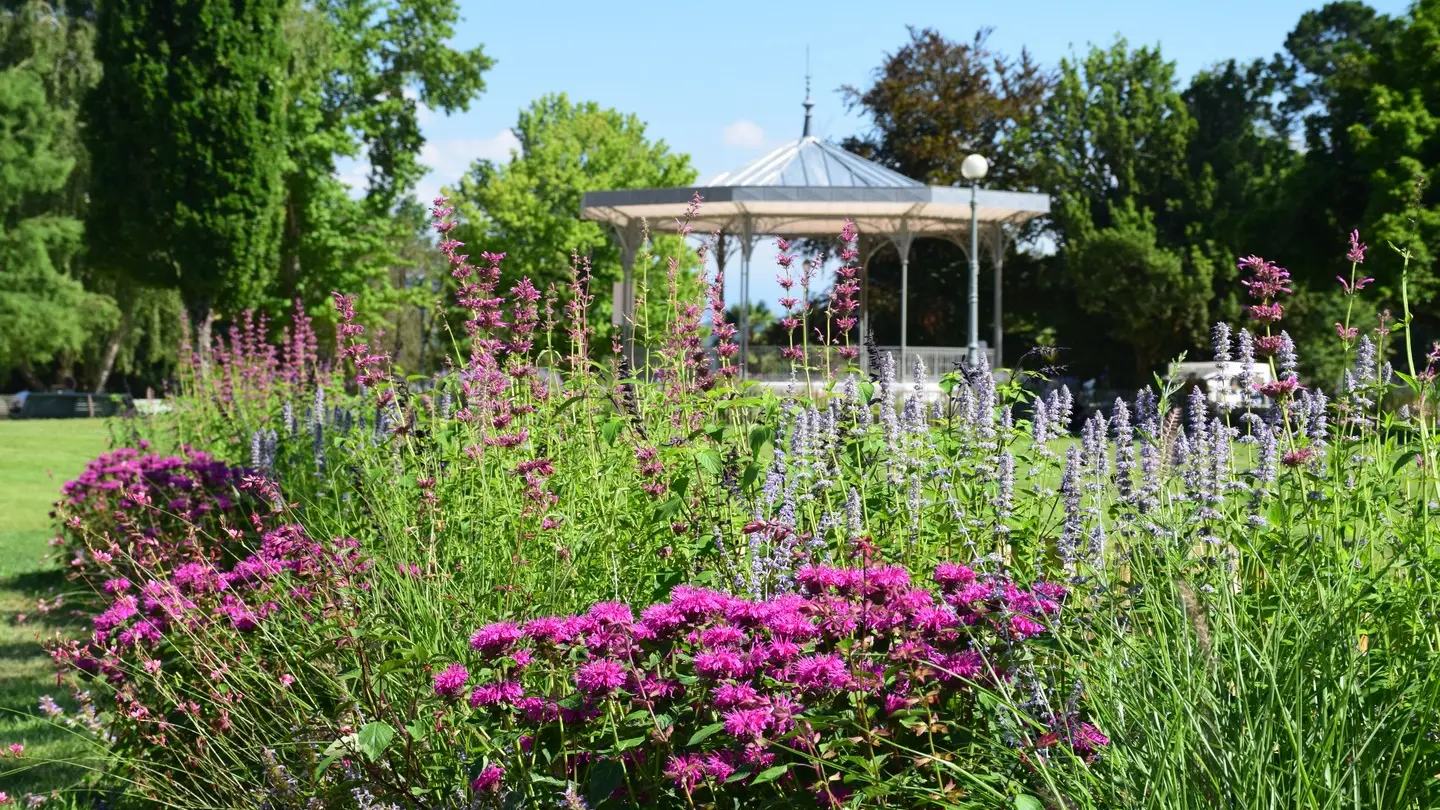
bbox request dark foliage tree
[842,26,1050,190]
[85,0,291,352]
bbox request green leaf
[1392,450,1419,475]
[748,425,775,457]
[587,760,626,806]
[601,417,625,446]
[687,722,724,746]
[323,733,359,759]
[356,721,395,762]
[696,449,723,475]
[654,496,683,521]
[752,764,788,785]
[668,473,690,498]
[404,719,428,743]
[314,753,341,781]
[530,773,568,787]
[724,766,753,783]
[740,462,760,491]
[1014,795,1044,810]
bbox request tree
[1027,39,1217,380]
[0,61,114,382]
[271,0,491,333]
[1182,59,1296,313]
[1252,2,1440,380]
[85,0,290,351]
[841,26,1050,190]
[449,94,697,333]
[0,2,118,386]
[1067,205,1212,376]
[837,27,1050,363]
[1344,1,1440,300]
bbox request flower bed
[18,212,1440,810]
[53,445,258,588]
[435,564,1096,806]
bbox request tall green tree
[837,27,1050,359]
[1252,2,1440,382]
[1183,58,1296,310]
[842,26,1051,190]
[450,94,697,333]
[85,0,290,350]
[0,1,117,387]
[1027,40,1218,379]
[1339,0,1440,300]
[273,0,491,332]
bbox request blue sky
[375,0,1413,309]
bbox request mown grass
[0,419,112,797]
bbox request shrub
[53,445,258,588]
[49,502,374,805]
[423,563,1098,808]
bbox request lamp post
[961,153,988,368]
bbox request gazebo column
[990,223,1006,370]
[890,226,915,381]
[613,219,643,365]
[857,234,880,371]
[737,218,756,379]
[714,230,729,373]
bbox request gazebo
[579,88,1050,379]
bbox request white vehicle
[1168,361,1274,409]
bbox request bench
[12,392,134,419]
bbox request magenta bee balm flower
[433,663,469,700]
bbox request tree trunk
[187,297,214,370]
[57,349,77,390]
[1135,345,1157,387]
[283,189,302,297]
[16,360,46,391]
[94,307,132,393]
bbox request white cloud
[416,129,521,203]
[722,119,765,149]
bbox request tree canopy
[85,0,291,335]
[449,93,698,331]
[7,0,1440,393]
[0,1,114,383]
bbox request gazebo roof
[706,135,922,189]
[580,183,1050,238]
[581,118,1048,238]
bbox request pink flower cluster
[1237,255,1291,356]
[179,306,319,412]
[437,563,1102,803]
[829,219,862,361]
[52,509,372,769]
[702,235,739,371]
[57,446,257,585]
[427,197,550,456]
[55,521,368,685]
[332,292,392,399]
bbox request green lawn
[0,419,113,798]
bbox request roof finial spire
[802,46,814,138]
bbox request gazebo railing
[739,345,990,382]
